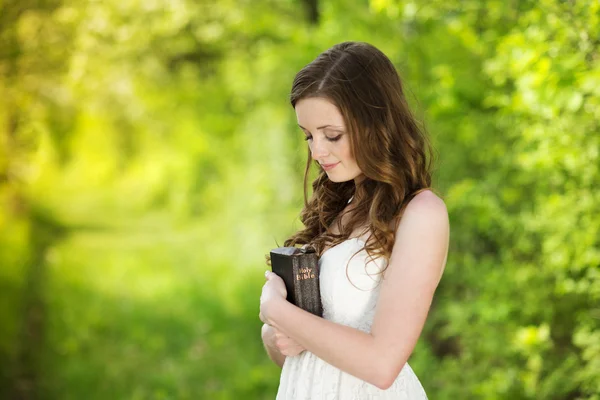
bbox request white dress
[276,236,428,399]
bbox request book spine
[293,254,323,317]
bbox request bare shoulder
[397,189,449,234]
[404,189,448,219]
[391,189,449,279]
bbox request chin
[327,174,353,183]
[324,167,362,183]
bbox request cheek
[339,142,354,162]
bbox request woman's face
[295,97,364,183]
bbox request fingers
[280,344,305,356]
[273,333,305,356]
[270,327,306,355]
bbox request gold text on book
[296,267,315,281]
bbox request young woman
[260,41,449,399]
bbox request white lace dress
[276,237,428,399]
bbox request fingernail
[265,270,270,277]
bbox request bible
[269,245,323,317]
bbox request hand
[259,271,287,325]
[262,324,306,357]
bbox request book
[269,245,323,317]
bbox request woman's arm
[262,191,449,389]
[261,323,286,368]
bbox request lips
[321,162,340,171]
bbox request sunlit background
[1,0,598,399]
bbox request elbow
[373,362,405,390]
[374,374,394,391]
[370,340,410,390]
[368,367,394,390]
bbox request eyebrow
[297,124,344,131]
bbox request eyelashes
[304,135,342,142]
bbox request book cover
[269,245,323,317]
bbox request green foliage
[0,0,598,398]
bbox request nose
[310,137,329,160]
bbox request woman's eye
[328,135,342,142]
[303,134,342,142]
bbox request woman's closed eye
[304,134,342,142]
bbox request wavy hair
[271,41,434,279]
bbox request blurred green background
[1,0,598,399]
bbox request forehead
[295,97,345,128]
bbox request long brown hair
[277,41,434,277]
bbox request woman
[260,41,449,399]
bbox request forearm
[261,324,286,368]
[266,299,387,388]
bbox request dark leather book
[270,245,323,317]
